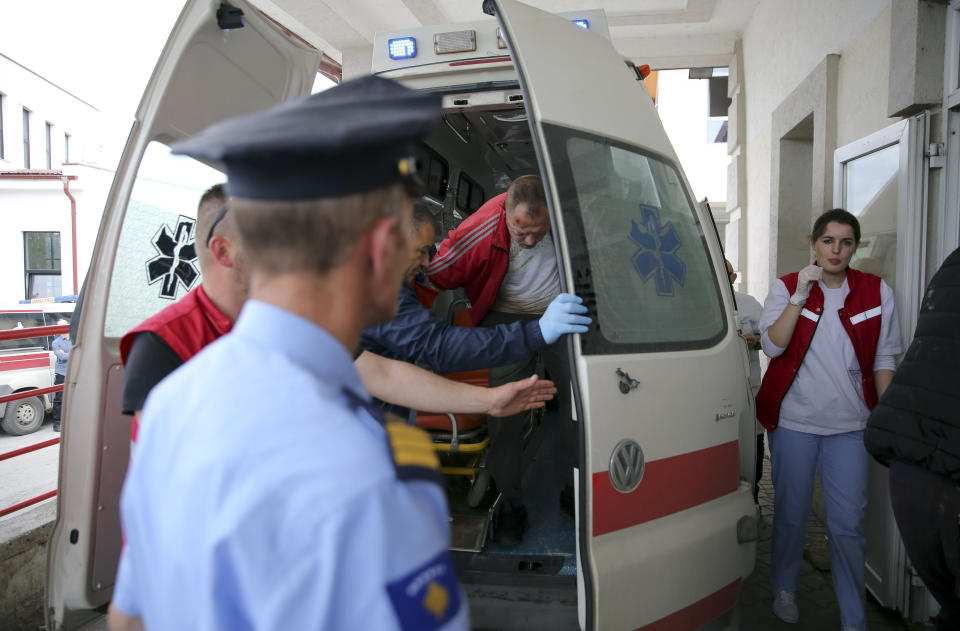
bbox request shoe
[841,627,862,631]
[559,485,575,519]
[772,590,798,623]
[494,504,528,545]
[52,423,61,432]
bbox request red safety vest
[755,268,882,431]
[120,286,232,441]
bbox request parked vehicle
[46,2,757,629]
[0,300,75,435]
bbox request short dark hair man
[426,174,580,544]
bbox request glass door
[833,116,926,613]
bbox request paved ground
[741,447,924,631]
[0,421,59,529]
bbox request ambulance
[46,1,758,629]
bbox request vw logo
[609,439,645,493]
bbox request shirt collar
[231,300,368,402]
[196,285,234,336]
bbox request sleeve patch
[387,549,461,630]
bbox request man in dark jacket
[865,247,960,631]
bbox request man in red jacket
[426,175,578,544]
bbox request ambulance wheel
[467,469,491,508]
[1,395,45,435]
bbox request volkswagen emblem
[609,439,645,493]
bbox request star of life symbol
[629,204,686,296]
[146,215,199,300]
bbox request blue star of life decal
[629,204,686,296]
[146,215,199,300]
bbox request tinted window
[0,312,46,351]
[456,172,485,215]
[544,124,726,354]
[413,144,449,201]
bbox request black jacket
[864,248,960,480]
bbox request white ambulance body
[46,1,757,629]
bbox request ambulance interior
[407,88,580,576]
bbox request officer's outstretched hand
[539,293,592,344]
[487,375,557,418]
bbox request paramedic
[725,260,764,503]
[120,189,556,432]
[119,184,243,435]
[51,320,71,432]
[755,209,901,630]
[865,247,960,631]
[426,174,577,544]
[361,201,590,415]
[108,76,513,631]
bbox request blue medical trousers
[769,426,869,630]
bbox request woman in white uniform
[755,209,901,631]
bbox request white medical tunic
[113,300,467,630]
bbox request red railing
[0,323,69,517]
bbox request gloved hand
[539,293,592,344]
[790,264,823,306]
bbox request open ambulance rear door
[488,1,757,628]
[45,2,319,628]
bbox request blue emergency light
[572,19,590,29]
[388,37,417,60]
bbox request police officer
[109,76,468,631]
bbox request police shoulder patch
[387,549,461,630]
[384,421,444,485]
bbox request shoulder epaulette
[383,421,445,486]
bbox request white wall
[656,69,729,204]
[739,0,892,302]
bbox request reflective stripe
[849,305,881,325]
[426,221,498,275]
[426,213,499,274]
[800,308,820,322]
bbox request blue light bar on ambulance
[388,37,417,60]
[572,19,590,29]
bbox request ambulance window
[0,313,46,350]
[413,144,449,202]
[545,125,726,353]
[456,172,485,215]
[103,141,224,339]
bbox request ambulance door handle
[615,368,640,394]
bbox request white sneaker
[772,590,799,623]
[841,627,861,631]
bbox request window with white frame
[64,133,70,163]
[45,122,52,169]
[22,108,30,168]
[23,231,61,299]
[0,94,5,160]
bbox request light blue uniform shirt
[113,300,467,630]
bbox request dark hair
[811,208,860,243]
[198,183,225,211]
[505,174,546,215]
[411,201,437,233]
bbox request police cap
[170,75,440,200]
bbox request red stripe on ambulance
[633,578,741,631]
[592,440,739,536]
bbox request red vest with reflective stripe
[755,268,882,431]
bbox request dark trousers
[754,433,765,503]
[890,460,960,631]
[480,310,575,507]
[53,373,65,424]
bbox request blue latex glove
[539,293,592,345]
